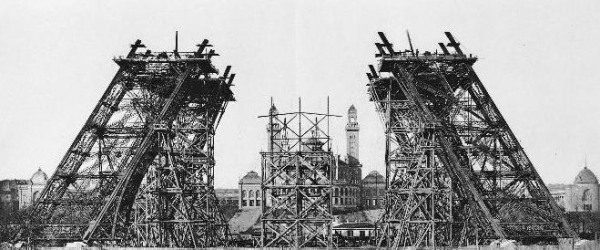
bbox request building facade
[332,105,363,212]
[0,168,48,215]
[241,105,383,212]
[549,166,600,212]
[362,170,385,209]
[239,171,262,208]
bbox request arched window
[583,189,591,202]
[241,190,246,198]
[583,189,593,211]
[249,190,254,198]
[256,190,261,199]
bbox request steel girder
[368,32,575,248]
[18,40,235,247]
[260,102,337,249]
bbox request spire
[348,104,356,112]
[269,104,278,115]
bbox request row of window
[332,197,385,207]
[365,199,384,207]
[241,190,261,198]
[242,187,385,199]
[333,187,359,197]
[363,188,385,197]
[334,229,372,237]
[241,200,261,207]
[334,197,357,205]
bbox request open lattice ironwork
[17,39,235,248]
[259,99,338,249]
[367,32,576,248]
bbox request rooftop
[239,170,261,185]
[574,167,598,184]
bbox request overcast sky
[1,0,599,188]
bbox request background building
[0,168,48,215]
[549,165,600,212]
[362,170,385,209]
[237,105,385,214]
[239,170,262,208]
[332,105,363,212]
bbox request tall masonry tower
[346,105,359,164]
[267,104,283,152]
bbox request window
[583,189,591,202]
[241,190,246,198]
[249,190,254,198]
[582,189,593,211]
[242,200,247,206]
[334,188,339,196]
[249,200,254,206]
[256,190,261,198]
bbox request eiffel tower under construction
[17,36,235,247]
[367,32,576,249]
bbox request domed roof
[348,105,356,113]
[574,167,598,184]
[31,168,48,184]
[363,170,384,183]
[240,170,261,185]
[269,104,278,115]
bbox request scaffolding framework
[367,32,576,248]
[260,99,338,249]
[18,39,235,247]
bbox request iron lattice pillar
[370,86,455,248]
[19,39,235,247]
[260,100,338,249]
[367,32,576,248]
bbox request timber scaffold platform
[16,38,235,248]
[367,31,576,249]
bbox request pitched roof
[363,170,384,183]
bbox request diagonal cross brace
[82,67,192,241]
[391,64,507,240]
